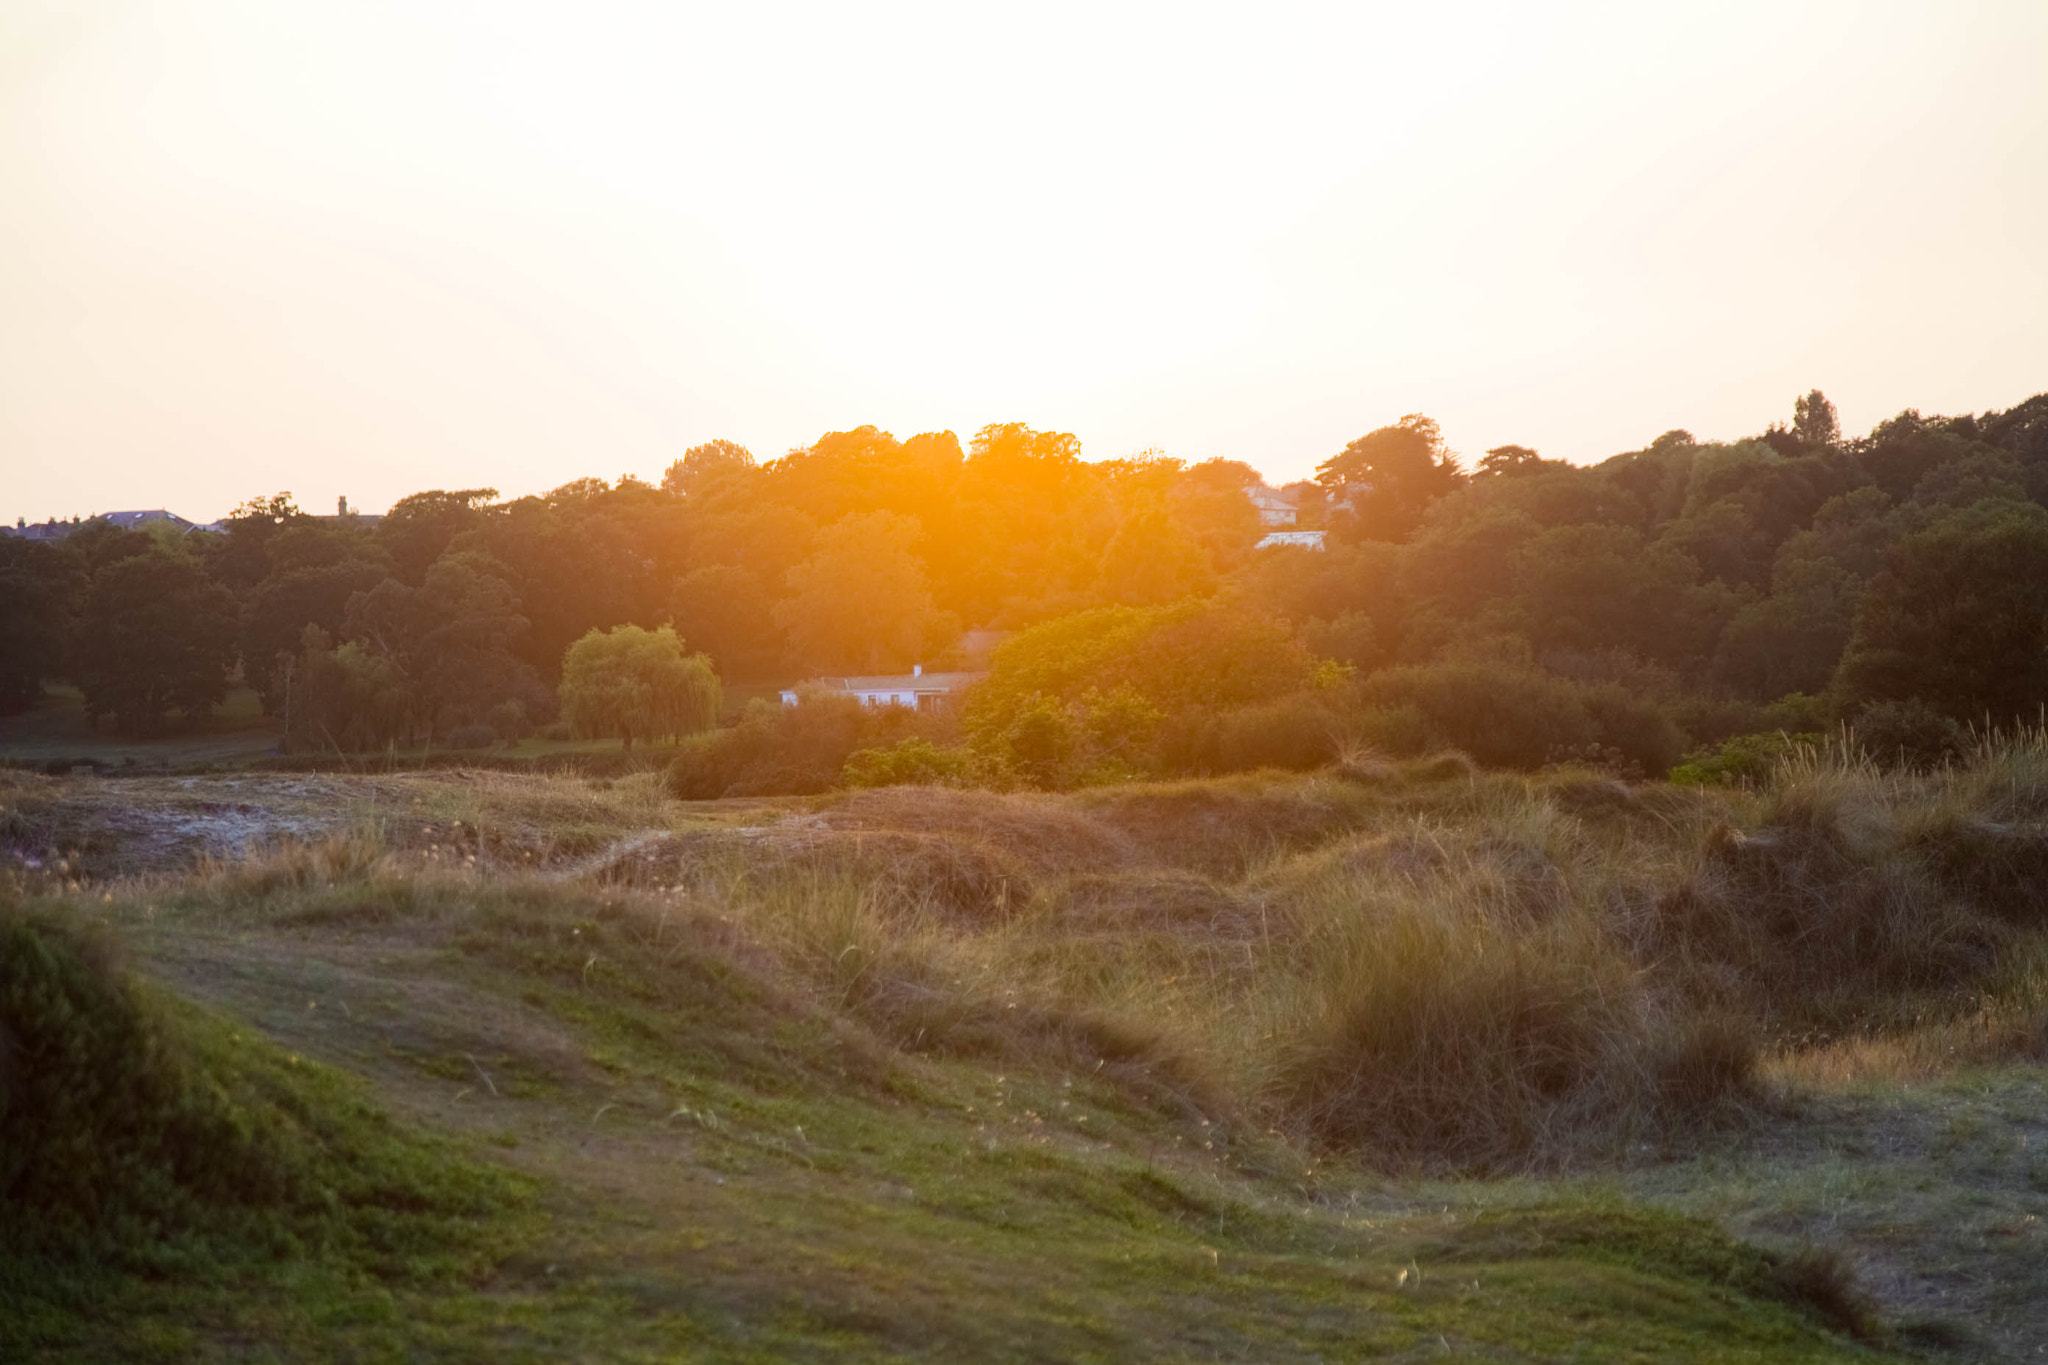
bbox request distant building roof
[2,510,204,541]
[1255,529,1326,551]
[101,509,196,531]
[780,669,985,705]
[802,671,982,694]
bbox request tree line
[4,393,2047,780]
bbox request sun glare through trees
[6,3,2048,1359]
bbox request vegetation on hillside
[18,746,2026,1355]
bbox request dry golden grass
[21,738,2048,1177]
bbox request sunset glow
[4,0,2046,519]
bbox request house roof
[1245,485,1296,510]
[3,510,202,540]
[101,509,196,530]
[802,672,984,693]
[1255,530,1326,549]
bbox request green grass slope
[3,868,1891,1362]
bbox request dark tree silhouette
[73,551,237,734]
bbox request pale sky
[3,0,2046,523]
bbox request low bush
[1213,693,1344,772]
[1355,661,1684,774]
[1669,731,1820,787]
[442,723,497,750]
[667,694,945,799]
[1847,698,1968,770]
[842,737,976,789]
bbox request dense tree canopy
[15,385,2048,775]
[72,550,237,735]
[775,512,942,672]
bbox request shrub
[1214,693,1343,772]
[486,699,530,742]
[1849,698,1968,770]
[967,601,1325,780]
[666,694,942,799]
[842,738,975,788]
[1349,704,1430,758]
[442,723,496,750]
[1578,684,1686,775]
[1669,731,1820,787]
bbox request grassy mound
[0,901,524,1354]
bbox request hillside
[6,757,2048,1358]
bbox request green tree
[242,559,389,711]
[669,564,783,681]
[1793,389,1840,449]
[72,551,238,735]
[1316,414,1466,542]
[661,439,757,498]
[344,551,539,738]
[208,491,305,590]
[775,512,941,672]
[1475,444,1557,478]
[0,538,80,714]
[1095,499,1216,605]
[1833,503,2048,724]
[282,625,414,753]
[964,601,1319,769]
[377,488,497,583]
[1711,556,1859,699]
[560,625,721,748]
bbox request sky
[3,0,2046,523]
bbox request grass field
[6,753,2047,1359]
[0,685,701,776]
[0,685,281,771]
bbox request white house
[1255,529,1326,551]
[780,665,983,711]
[1244,485,1298,527]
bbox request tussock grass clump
[1235,787,1758,1169]
[1651,754,2018,1029]
[1267,910,1752,1171]
[192,829,398,895]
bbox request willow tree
[559,625,720,748]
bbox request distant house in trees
[3,509,201,541]
[780,665,983,711]
[102,509,199,533]
[319,495,383,528]
[1244,485,1298,527]
[1255,530,1326,551]
[3,518,74,543]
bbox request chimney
[338,495,349,516]
[913,663,922,678]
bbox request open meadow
[7,747,2048,1361]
